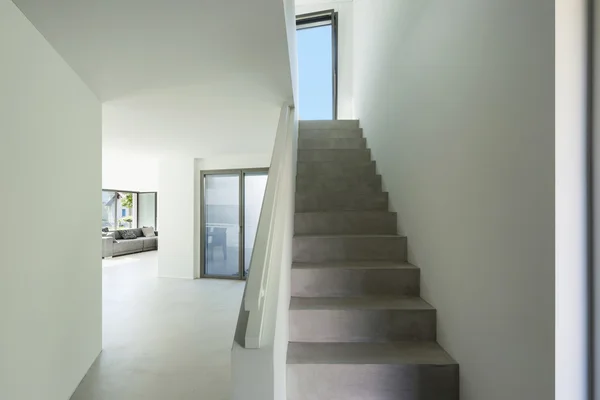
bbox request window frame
[102,189,157,231]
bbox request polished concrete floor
[71,251,245,400]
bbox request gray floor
[71,251,245,400]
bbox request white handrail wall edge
[244,102,294,348]
[231,102,297,400]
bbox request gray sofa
[103,228,158,257]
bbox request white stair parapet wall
[231,102,297,400]
[244,102,296,348]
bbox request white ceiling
[13,0,295,164]
[101,80,283,159]
[13,0,293,102]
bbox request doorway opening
[200,169,268,280]
[297,10,338,120]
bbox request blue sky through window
[297,25,333,120]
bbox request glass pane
[244,173,268,277]
[102,191,116,230]
[138,193,157,229]
[297,24,333,120]
[204,174,240,277]
[116,192,137,229]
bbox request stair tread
[296,189,384,195]
[287,341,457,365]
[298,148,368,152]
[294,210,395,216]
[290,296,433,310]
[297,160,373,164]
[294,234,403,238]
[292,261,416,270]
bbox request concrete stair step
[296,160,376,177]
[299,129,363,140]
[298,137,366,150]
[293,234,407,263]
[294,211,396,235]
[289,296,436,342]
[287,341,456,365]
[287,342,459,400]
[299,120,359,130]
[296,175,382,193]
[295,191,389,212]
[298,149,371,163]
[291,261,419,297]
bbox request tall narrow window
[297,10,338,120]
[138,192,157,229]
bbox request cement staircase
[287,120,459,400]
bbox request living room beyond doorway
[102,189,158,258]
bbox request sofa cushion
[141,227,156,237]
[120,229,137,240]
[102,232,117,242]
[142,237,158,250]
[113,239,144,255]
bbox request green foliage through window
[121,193,134,209]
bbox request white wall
[285,0,300,107]
[557,0,590,398]
[196,153,272,171]
[296,0,354,118]
[158,158,196,279]
[0,1,102,399]
[102,152,158,192]
[353,1,554,399]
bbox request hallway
[71,252,244,400]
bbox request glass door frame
[199,168,269,280]
[296,9,339,120]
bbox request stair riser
[290,309,436,342]
[293,236,407,263]
[296,161,376,177]
[299,129,363,140]
[299,120,359,130]
[298,149,371,163]
[298,138,366,150]
[296,176,382,194]
[288,364,459,400]
[291,268,419,297]
[295,193,389,212]
[294,212,396,235]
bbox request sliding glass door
[201,169,268,280]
